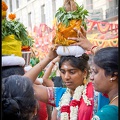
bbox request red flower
[61,105,70,114]
[70,100,80,107]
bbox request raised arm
[68,26,101,54]
[23,45,58,103]
[42,56,60,87]
[24,45,58,83]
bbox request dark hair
[52,76,63,87]
[59,53,90,77]
[2,66,25,79]
[94,47,118,76]
[2,75,37,120]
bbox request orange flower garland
[2,1,8,18]
[2,1,8,11]
[8,13,16,20]
[97,22,110,34]
[54,19,82,46]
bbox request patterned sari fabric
[92,105,118,120]
[47,82,95,120]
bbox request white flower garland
[57,82,91,120]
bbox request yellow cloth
[2,35,22,57]
[2,10,6,18]
[54,19,82,46]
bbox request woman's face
[60,61,86,91]
[90,62,111,93]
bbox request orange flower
[2,1,8,11]
[8,13,16,20]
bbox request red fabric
[61,105,70,114]
[70,100,80,107]
[78,82,94,120]
[102,93,109,98]
[37,101,48,120]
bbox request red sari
[78,82,94,120]
[47,82,94,120]
[37,101,48,120]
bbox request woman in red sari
[24,53,95,120]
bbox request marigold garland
[86,20,118,34]
[97,22,110,34]
[2,1,8,11]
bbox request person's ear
[110,72,118,82]
[34,107,37,116]
[34,101,39,116]
[83,69,88,77]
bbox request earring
[110,78,113,82]
[32,112,37,119]
[83,77,87,85]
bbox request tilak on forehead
[63,64,68,69]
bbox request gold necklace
[110,95,118,104]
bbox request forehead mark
[63,65,68,69]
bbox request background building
[5,0,118,30]
[3,0,118,60]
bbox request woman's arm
[68,26,101,54]
[23,43,58,103]
[24,45,58,83]
[42,61,54,87]
[42,56,60,87]
[51,107,58,120]
[33,84,49,103]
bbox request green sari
[92,105,118,120]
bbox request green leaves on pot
[55,3,89,30]
[2,19,34,46]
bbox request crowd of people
[2,23,118,120]
[2,0,118,119]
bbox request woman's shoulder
[92,105,118,120]
[54,87,67,107]
[100,104,118,111]
[86,82,94,97]
[54,87,67,95]
[97,104,118,111]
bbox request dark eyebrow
[60,68,79,71]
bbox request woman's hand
[52,56,61,63]
[47,36,59,60]
[68,26,93,51]
[47,44,58,61]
